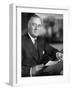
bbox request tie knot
[35,39,37,43]
[34,38,37,43]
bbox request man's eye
[32,23,36,26]
[31,23,41,28]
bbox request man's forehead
[30,16,42,24]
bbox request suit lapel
[37,37,44,58]
[25,34,39,62]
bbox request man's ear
[28,20,31,30]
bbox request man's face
[28,17,42,38]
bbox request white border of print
[9,3,70,86]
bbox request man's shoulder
[22,33,29,40]
[38,36,49,44]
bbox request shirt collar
[28,33,37,44]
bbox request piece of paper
[45,60,60,66]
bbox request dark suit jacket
[22,33,58,77]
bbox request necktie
[34,39,40,61]
[34,39,37,49]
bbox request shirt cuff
[30,67,32,77]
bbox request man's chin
[31,33,39,38]
[35,35,39,37]
[33,33,39,37]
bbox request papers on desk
[45,60,61,66]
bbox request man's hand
[32,64,44,75]
[56,52,63,60]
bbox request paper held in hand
[45,60,61,66]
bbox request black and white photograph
[21,12,63,77]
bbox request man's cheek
[31,26,35,30]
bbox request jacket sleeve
[21,49,31,77]
[22,65,30,77]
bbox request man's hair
[28,14,41,22]
[29,14,41,20]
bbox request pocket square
[42,50,45,55]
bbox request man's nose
[35,25,38,30]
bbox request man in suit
[22,14,63,77]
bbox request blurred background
[21,13,63,51]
